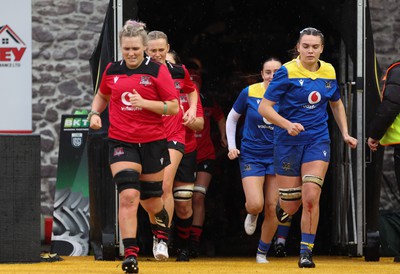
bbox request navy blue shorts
[239,151,274,178]
[274,141,330,176]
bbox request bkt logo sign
[0,25,26,62]
[64,118,90,129]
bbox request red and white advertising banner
[0,0,32,133]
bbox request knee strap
[173,185,194,201]
[193,185,207,195]
[302,174,324,188]
[279,186,302,201]
[114,169,140,193]
[154,207,169,230]
[140,181,163,200]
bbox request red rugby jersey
[163,61,197,144]
[180,90,204,154]
[99,57,178,143]
[195,93,225,162]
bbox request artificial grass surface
[0,256,398,274]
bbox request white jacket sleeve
[226,108,242,150]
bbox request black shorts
[108,138,170,174]
[167,140,185,154]
[197,159,216,174]
[175,150,197,183]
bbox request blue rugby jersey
[233,82,277,156]
[264,59,340,145]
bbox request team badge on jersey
[325,81,332,89]
[139,76,151,86]
[174,80,182,90]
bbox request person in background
[367,60,400,262]
[226,57,282,264]
[188,67,228,258]
[258,27,357,268]
[166,50,204,261]
[146,31,198,261]
[88,20,179,274]
[368,60,400,187]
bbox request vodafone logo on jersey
[120,92,142,111]
[121,92,132,106]
[259,117,274,130]
[303,91,321,110]
[263,117,272,125]
[0,25,26,67]
[308,91,321,104]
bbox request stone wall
[369,0,400,73]
[34,0,398,214]
[32,0,109,215]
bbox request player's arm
[186,117,204,132]
[130,89,179,115]
[258,98,304,136]
[226,108,241,160]
[88,90,110,130]
[329,99,357,149]
[183,90,198,124]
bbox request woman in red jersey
[187,64,228,258]
[165,50,204,261]
[88,20,179,274]
[146,31,200,262]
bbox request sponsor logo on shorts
[113,147,124,157]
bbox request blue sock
[300,233,315,254]
[276,224,291,244]
[257,240,271,255]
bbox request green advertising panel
[51,115,90,256]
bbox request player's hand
[367,137,378,152]
[228,148,240,160]
[182,107,196,125]
[129,89,145,108]
[89,115,102,130]
[287,122,304,136]
[344,135,358,149]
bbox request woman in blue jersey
[258,27,358,268]
[226,57,282,264]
